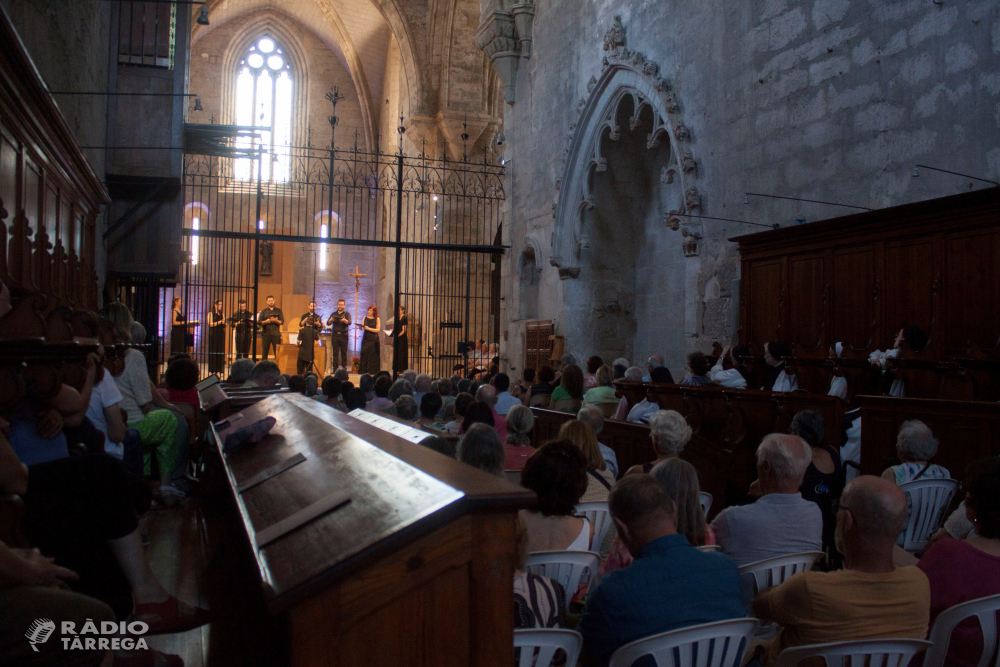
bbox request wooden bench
[210,393,534,666]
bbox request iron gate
[170,123,505,378]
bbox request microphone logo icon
[25,618,56,652]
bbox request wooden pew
[210,393,534,666]
[857,396,1000,481]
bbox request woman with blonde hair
[505,404,535,447]
[558,419,614,503]
[623,409,692,476]
[583,364,618,408]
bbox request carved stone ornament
[550,16,703,279]
[476,2,536,104]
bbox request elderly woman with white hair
[613,366,645,420]
[881,419,950,485]
[623,409,693,476]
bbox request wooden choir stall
[208,392,534,666]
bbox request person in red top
[164,357,200,411]
[918,457,1000,667]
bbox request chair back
[774,639,932,667]
[514,629,583,667]
[608,618,759,667]
[576,502,613,551]
[697,544,722,552]
[738,552,825,605]
[923,593,1000,667]
[552,398,583,413]
[699,492,713,517]
[525,550,600,596]
[529,393,551,408]
[592,401,618,417]
[898,479,959,553]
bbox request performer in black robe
[358,305,381,374]
[207,299,226,373]
[229,300,254,359]
[387,305,408,373]
[170,296,188,354]
[297,302,321,375]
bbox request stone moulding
[550,17,702,278]
[476,2,535,105]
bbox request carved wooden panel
[884,239,935,350]
[832,247,874,352]
[943,229,1000,355]
[746,260,782,351]
[788,254,825,354]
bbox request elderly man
[642,354,675,384]
[228,358,255,384]
[577,405,619,478]
[710,434,822,566]
[753,476,930,665]
[475,384,508,440]
[413,373,432,405]
[491,373,521,416]
[245,360,280,389]
[578,476,745,666]
[402,369,418,385]
[627,367,673,423]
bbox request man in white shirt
[709,345,750,389]
[710,433,822,566]
[491,373,521,416]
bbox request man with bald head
[475,384,507,440]
[753,476,930,665]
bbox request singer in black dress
[170,296,187,354]
[388,305,408,373]
[359,305,381,374]
[207,300,226,373]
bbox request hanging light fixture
[198,7,210,25]
[193,98,203,111]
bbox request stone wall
[494,0,1000,379]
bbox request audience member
[583,365,618,407]
[642,354,675,384]
[393,395,419,421]
[525,365,557,407]
[611,358,629,379]
[711,434,821,567]
[248,360,281,389]
[584,355,603,389]
[576,405,619,478]
[227,358,255,383]
[752,476,930,666]
[304,374,318,396]
[287,374,307,395]
[578,475,745,666]
[625,409,691,475]
[413,373,432,404]
[457,422,505,477]
[475,384,508,439]
[344,387,367,411]
[551,364,584,411]
[612,366,645,421]
[512,367,534,400]
[709,345,751,388]
[491,373,520,416]
[358,373,375,401]
[421,436,457,458]
[869,326,929,397]
[417,393,442,427]
[520,440,593,553]
[827,342,849,399]
[627,367,673,423]
[791,410,844,553]
[402,369,417,385]
[762,340,798,392]
[366,375,393,412]
[505,404,534,447]
[85,349,139,473]
[446,392,474,435]
[457,378,473,394]
[513,513,566,630]
[164,357,200,410]
[558,420,614,503]
[918,457,1000,667]
[436,378,455,411]
[882,419,950,485]
[320,377,346,410]
[461,400,495,433]
[278,373,290,388]
[681,351,715,386]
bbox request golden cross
[348,265,367,357]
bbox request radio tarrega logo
[25,618,56,652]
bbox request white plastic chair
[525,551,600,596]
[697,544,722,552]
[514,629,583,667]
[738,551,825,604]
[923,592,1000,667]
[576,502,613,551]
[774,639,932,667]
[898,479,959,553]
[608,618,759,667]
[700,492,713,517]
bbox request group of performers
[170,296,408,374]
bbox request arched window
[234,35,293,183]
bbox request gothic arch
[550,18,702,278]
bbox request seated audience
[436,378,455,411]
[86,350,140,474]
[393,395,418,421]
[381,379,414,416]
[709,345,751,388]
[525,365,557,407]
[278,374,290,388]
[164,357,200,410]
[680,351,715,386]
[512,367,534,400]
[366,375,393,412]
[882,419,950,485]
[613,366,645,420]
[711,434,821,567]
[627,367,673,423]
[752,476,930,666]
[417,393,442,427]
[827,342,849,399]
[583,365,618,407]
[611,358,629,379]
[559,420,614,505]
[358,373,375,401]
[247,360,281,389]
[227,358,255,383]
[513,514,566,630]
[344,387,367,411]
[287,374,307,395]
[402,369,417,385]
[304,374,318,396]
[583,355,603,389]
[492,373,521,416]
[550,364,585,412]
[413,373,432,405]
[918,457,1000,667]
[445,392,474,435]
[457,422,505,477]
[475,384,508,439]
[421,435,457,458]
[869,326,929,397]
[579,475,745,666]
[520,440,593,553]
[642,354,675,384]
[461,400,495,433]
[320,377,345,411]
[761,340,798,392]
[625,409,691,475]
[577,405,619,479]
[505,404,534,447]
[457,378,473,394]
[791,410,844,553]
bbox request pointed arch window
[234,36,293,183]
